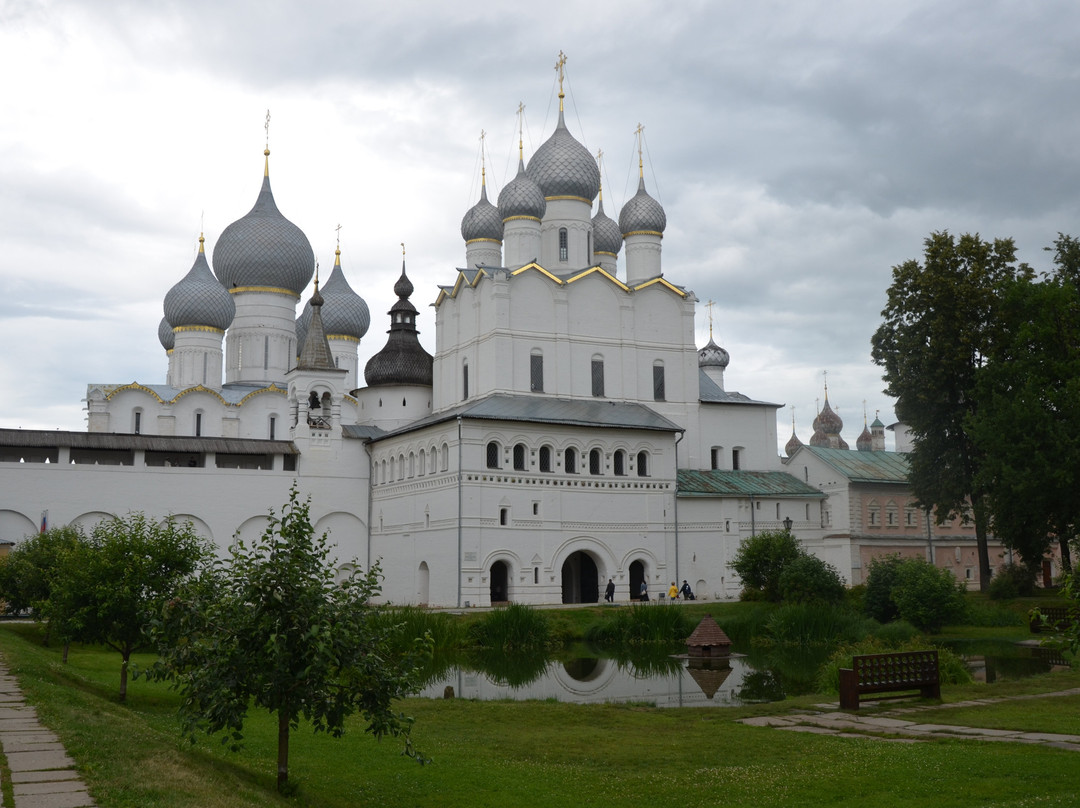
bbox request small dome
[698,338,730,369]
[619,175,667,235]
[856,424,873,452]
[498,159,546,221]
[164,237,235,331]
[526,109,600,201]
[296,250,370,346]
[158,317,175,351]
[591,196,622,256]
[461,184,503,243]
[364,261,433,387]
[813,396,844,435]
[213,152,314,295]
[785,430,803,458]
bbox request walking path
[0,664,95,808]
[737,687,1080,751]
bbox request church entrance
[560,551,599,604]
[490,560,509,604]
[629,559,646,600]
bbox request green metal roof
[677,469,825,498]
[793,445,910,483]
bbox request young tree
[0,526,87,649]
[64,513,207,701]
[732,529,802,601]
[871,231,1032,591]
[148,487,427,793]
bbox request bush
[468,603,551,650]
[779,553,846,604]
[868,619,920,645]
[864,555,904,623]
[585,603,695,647]
[816,638,973,694]
[755,603,874,648]
[891,558,966,633]
[988,562,1037,600]
[732,530,802,601]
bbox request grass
[2,619,1080,807]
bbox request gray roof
[619,176,667,235]
[498,159,546,221]
[698,370,779,406]
[158,316,175,351]
[0,428,298,455]
[296,257,370,345]
[460,184,503,242]
[677,469,825,498]
[591,197,622,255]
[87,382,287,406]
[213,164,314,295]
[164,242,235,331]
[698,338,730,369]
[790,445,911,484]
[526,109,600,201]
[342,424,387,440]
[369,393,683,442]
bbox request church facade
[1,67,845,607]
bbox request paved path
[0,664,95,808]
[737,687,1080,751]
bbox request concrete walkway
[737,687,1080,751]
[0,665,95,808]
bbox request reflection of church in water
[1,55,842,607]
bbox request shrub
[779,553,846,604]
[816,638,973,693]
[468,603,551,650]
[988,562,1037,600]
[585,603,695,647]
[755,603,874,648]
[864,555,904,622]
[732,530,802,601]
[891,558,966,633]
[868,619,919,645]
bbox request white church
[0,62,859,607]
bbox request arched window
[441,442,449,472]
[564,448,577,474]
[409,452,416,478]
[269,415,277,441]
[513,443,527,471]
[589,448,602,475]
[398,454,405,480]
[591,355,605,397]
[559,227,568,261]
[486,441,501,469]
[462,360,469,400]
[390,456,396,480]
[652,362,665,401]
[418,449,426,476]
[613,449,626,476]
[539,445,553,472]
[636,451,649,477]
[194,411,203,437]
[530,351,544,393]
[133,409,142,435]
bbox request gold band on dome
[172,325,225,334]
[622,230,664,238]
[326,334,360,343]
[228,286,302,298]
[502,215,541,223]
[545,195,592,204]
[595,250,618,257]
[466,238,503,245]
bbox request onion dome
[785,429,803,458]
[526,108,600,201]
[856,423,873,452]
[296,249,370,347]
[364,259,433,387]
[158,317,175,351]
[810,388,849,449]
[698,337,730,370]
[164,235,236,330]
[619,175,667,235]
[461,179,503,243]
[212,150,314,295]
[498,158,546,221]
[592,195,622,255]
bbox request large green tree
[148,487,427,793]
[968,234,1080,574]
[871,232,1032,590]
[0,525,87,648]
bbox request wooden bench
[838,650,940,710]
[1029,606,1076,634]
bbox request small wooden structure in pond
[685,614,732,658]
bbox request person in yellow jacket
[668,581,679,601]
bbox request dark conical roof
[363,260,433,387]
[295,282,336,371]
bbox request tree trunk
[119,650,129,702]
[973,496,992,592]
[62,643,70,664]
[1059,535,1073,575]
[277,711,290,792]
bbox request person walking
[605,578,615,603]
[639,580,648,601]
[668,581,679,601]
[679,580,695,600]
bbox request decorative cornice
[172,385,228,405]
[104,383,166,403]
[565,266,630,291]
[510,263,565,284]
[544,195,592,204]
[622,230,664,239]
[327,334,361,344]
[465,238,503,246]
[633,276,687,298]
[172,325,225,335]
[237,385,288,406]
[502,215,542,224]
[228,286,301,299]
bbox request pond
[418,639,1066,708]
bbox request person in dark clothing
[679,580,695,600]
[605,578,615,603]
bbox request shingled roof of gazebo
[685,614,732,657]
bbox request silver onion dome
[212,151,314,295]
[698,338,730,369]
[460,184,503,243]
[158,316,175,351]
[498,159,546,221]
[526,109,600,201]
[296,250,370,346]
[619,175,667,235]
[591,197,622,255]
[164,237,236,331]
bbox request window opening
[564,448,577,474]
[591,358,605,397]
[559,227,568,261]
[513,443,527,471]
[530,353,544,392]
[486,441,500,469]
[589,448,602,475]
[636,451,648,477]
[653,364,665,401]
[539,445,552,472]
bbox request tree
[871,231,1032,591]
[61,513,207,701]
[732,530,802,601]
[778,553,846,604]
[863,555,903,623]
[890,558,966,633]
[147,487,427,793]
[968,234,1080,574]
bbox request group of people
[603,578,695,602]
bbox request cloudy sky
[2,0,1078,452]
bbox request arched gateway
[560,550,599,604]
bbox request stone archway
[490,560,509,604]
[561,550,599,604]
[629,559,646,601]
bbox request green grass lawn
[2,621,1079,808]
